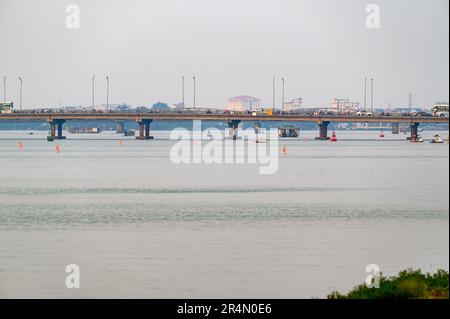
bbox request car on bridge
[412,111,434,117]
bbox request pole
[370,78,374,113]
[92,75,96,110]
[182,75,185,108]
[409,93,412,111]
[364,77,367,111]
[272,76,276,112]
[193,76,196,109]
[18,76,23,111]
[281,77,285,112]
[106,76,109,112]
[3,76,6,103]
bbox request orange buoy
[56,144,61,154]
[119,140,124,146]
[380,129,385,138]
[282,146,287,157]
[18,141,24,150]
[330,131,337,142]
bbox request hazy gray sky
[0,0,448,109]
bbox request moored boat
[430,135,444,144]
[410,135,424,143]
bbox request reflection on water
[0,130,448,298]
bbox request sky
[0,0,448,109]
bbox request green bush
[328,269,449,299]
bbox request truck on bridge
[0,102,14,114]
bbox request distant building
[332,98,359,112]
[152,102,170,110]
[227,96,261,112]
[284,98,303,112]
[93,104,109,112]
[173,103,185,109]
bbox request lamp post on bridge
[3,76,6,103]
[281,77,285,112]
[92,75,96,110]
[106,76,110,112]
[370,78,374,113]
[272,76,276,113]
[193,76,196,110]
[364,77,367,111]
[182,75,185,108]
[18,76,23,111]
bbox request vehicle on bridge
[410,111,434,117]
[356,110,373,117]
[432,103,449,118]
[0,102,13,114]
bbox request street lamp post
[364,77,367,111]
[92,75,96,110]
[106,76,110,112]
[371,78,374,113]
[182,75,185,108]
[193,76,196,109]
[272,76,276,112]
[18,76,23,111]
[3,76,6,103]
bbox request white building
[332,98,360,112]
[284,98,303,112]
[226,96,261,112]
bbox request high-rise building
[332,98,359,112]
[284,98,303,112]
[226,96,261,112]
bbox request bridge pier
[136,119,154,140]
[49,120,66,140]
[392,122,399,134]
[407,123,420,140]
[315,121,330,140]
[227,120,241,140]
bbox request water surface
[0,130,448,298]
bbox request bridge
[0,112,448,140]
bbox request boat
[410,135,424,143]
[47,135,54,142]
[124,130,136,137]
[278,126,300,138]
[68,127,101,134]
[430,135,444,144]
[379,129,385,138]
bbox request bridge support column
[392,122,399,135]
[136,119,154,140]
[408,123,419,140]
[315,121,330,140]
[227,120,241,140]
[116,121,125,134]
[49,120,66,140]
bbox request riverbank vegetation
[328,269,449,299]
